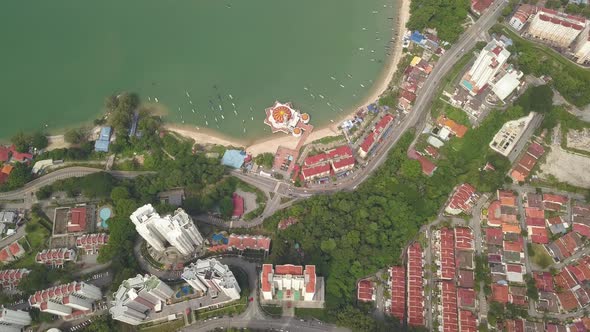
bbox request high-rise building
[28,281,101,317]
[527,7,586,48]
[110,274,174,326]
[130,204,203,256]
[260,264,317,302]
[182,259,241,300]
[461,39,510,95]
[574,25,590,64]
[0,307,31,332]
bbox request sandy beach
[168,0,411,156]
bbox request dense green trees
[106,92,139,134]
[64,127,89,144]
[0,163,33,191]
[406,0,470,42]
[516,85,554,114]
[254,153,274,169]
[10,131,48,152]
[17,265,62,295]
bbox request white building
[509,4,537,31]
[0,308,31,332]
[110,274,174,326]
[491,69,523,102]
[29,281,102,317]
[182,258,241,300]
[489,112,536,157]
[130,204,204,256]
[461,39,510,95]
[261,264,317,302]
[574,25,590,64]
[527,8,586,48]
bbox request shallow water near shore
[0,0,397,140]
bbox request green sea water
[0,0,398,141]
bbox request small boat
[243,128,246,133]
[231,102,236,107]
[372,11,378,14]
[148,97,151,101]
[319,94,325,99]
[330,119,334,123]
[192,109,195,113]
[370,58,376,62]
[330,76,336,80]
[310,94,315,98]
[218,105,223,111]
[215,117,218,122]
[229,94,233,99]
[362,27,367,31]
[360,84,365,88]
[327,102,331,106]
[182,120,185,124]
[347,74,353,78]
[154,97,159,103]
[371,50,375,53]
[205,121,209,125]
[353,94,357,97]
[226,4,231,8]
[359,48,364,51]
[376,38,381,41]
[189,100,193,104]
[233,110,238,115]
[339,84,345,88]
[249,107,254,112]
[251,116,254,121]
[304,87,308,91]
[221,114,225,119]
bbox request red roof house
[232,193,245,219]
[67,208,87,233]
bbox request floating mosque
[264,101,310,137]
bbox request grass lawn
[530,244,554,269]
[261,305,283,316]
[294,308,333,323]
[431,99,472,127]
[13,217,49,269]
[139,319,184,332]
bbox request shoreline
[167,0,411,156]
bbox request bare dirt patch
[566,128,590,153]
[539,146,590,188]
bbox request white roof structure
[489,112,536,157]
[492,70,523,101]
[182,258,241,300]
[461,39,511,95]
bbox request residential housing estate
[29,281,102,318]
[260,264,323,306]
[130,204,204,256]
[0,308,32,332]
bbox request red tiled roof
[527,142,545,159]
[326,145,353,160]
[332,156,356,172]
[441,281,458,332]
[555,269,577,290]
[454,227,474,250]
[359,132,376,153]
[472,0,494,13]
[557,290,580,311]
[1,164,13,175]
[304,152,328,166]
[305,265,316,295]
[400,89,417,103]
[261,264,272,293]
[301,162,331,180]
[543,194,568,205]
[447,183,477,213]
[459,309,478,332]
[8,242,23,256]
[390,266,405,320]
[68,207,87,233]
[525,207,544,219]
[424,145,439,158]
[534,272,554,292]
[530,227,549,244]
[0,146,10,162]
[357,278,374,302]
[440,228,456,280]
[407,242,424,327]
[275,264,303,275]
[458,287,476,308]
[492,284,509,303]
[503,236,524,252]
[486,227,503,246]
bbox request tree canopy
[406,0,470,42]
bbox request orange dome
[301,113,309,120]
[272,106,292,123]
[293,127,302,134]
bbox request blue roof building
[94,126,112,152]
[410,31,425,44]
[221,150,247,169]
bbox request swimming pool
[99,207,112,229]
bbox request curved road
[0,167,155,202]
